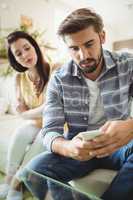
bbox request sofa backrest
[0,75,17,114]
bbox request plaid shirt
[42,50,133,151]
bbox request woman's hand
[88,119,133,158]
[16,102,29,113]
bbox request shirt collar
[103,50,117,70]
[71,61,81,78]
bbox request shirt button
[84,117,88,121]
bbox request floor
[0,172,37,200]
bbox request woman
[0,31,50,200]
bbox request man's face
[64,26,105,74]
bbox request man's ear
[99,30,105,44]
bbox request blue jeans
[20,141,133,200]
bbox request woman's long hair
[7,31,50,95]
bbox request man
[22,8,133,200]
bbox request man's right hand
[52,136,95,161]
[66,136,95,161]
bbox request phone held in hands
[77,129,101,141]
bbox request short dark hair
[57,8,104,37]
[7,31,50,95]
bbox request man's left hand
[89,119,133,158]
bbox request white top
[85,77,106,125]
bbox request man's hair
[57,8,104,37]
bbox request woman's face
[10,38,38,69]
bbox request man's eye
[70,47,79,51]
[85,43,93,48]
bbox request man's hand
[65,136,95,161]
[52,136,95,161]
[89,119,133,158]
[52,119,133,160]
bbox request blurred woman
[0,31,50,200]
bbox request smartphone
[77,129,101,141]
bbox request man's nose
[79,48,89,60]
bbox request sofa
[0,73,133,200]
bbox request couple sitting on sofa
[1,7,133,200]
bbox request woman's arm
[15,74,29,113]
[19,103,44,119]
[15,74,45,120]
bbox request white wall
[0,0,54,42]
[0,0,133,61]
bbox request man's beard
[78,51,103,74]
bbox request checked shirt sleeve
[41,73,65,152]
